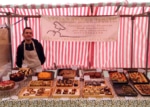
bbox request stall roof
[0,0,150,8]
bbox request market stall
[0,0,150,107]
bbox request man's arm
[16,46,23,67]
[38,43,46,65]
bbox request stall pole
[6,12,13,69]
[131,16,135,68]
[146,13,150,75]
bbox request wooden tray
[56,79,80,87]
[18,87,52,99]
[84,79,106,87]
[82,86,114,98]
[134,84,150,96]
[28,80,53,87]
[52,87,80,98]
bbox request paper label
[22,64,28,68]
[11,96,18,100]
[11,70,18,73]
[74,77,80,80]
[103,71,109,78]
[57,76,63,80]
[72,66,78,70]
[102,98,111,100]
[84,75,90,80]
[138,69,145,73]
[96,68,102,72]
[118,69,123,72]
[60,98,69,100]
[36,68,42,73]
[88,97,96,100]
[125,97,135,100]
[2,97,10,101]
[2,76,10,81]
[32,76,38,80]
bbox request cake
[58,70,76,78]
[18,68,33,77]
[38,72,52,80]
[0,80,15,90]
[10,72,24,82]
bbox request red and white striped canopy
[0,3,150,69]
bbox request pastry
[0,80,15,90]
[18,68,33,77]
[10,72,24,82]
[58,70,76,78]
[38,72,52,80]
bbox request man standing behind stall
[16,27,45,72]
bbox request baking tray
[57,69,79,78]
[113,84,138,96]
[28,80,53,87]
[109,71,128,84]
[18,87,52,99]
[134,84,150,96]
[82,86,114,98]
[52,87,80,98]
[128,71,149,84]
[37,71,54,80]
[56,79,80,87]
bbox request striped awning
[0,2,150,9]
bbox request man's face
[23,29,33,41]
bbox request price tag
[2,76,10,81]
[2,97,10,101]
[118,69,123,72]
[125,97,135,100]
[88,97,96,100]
[57,76,63,80]
[60,98,69,101]
[32,76,38,80]
[36,68,42,73]
[72,66,78,70]
[22,64,28,68]
[12,70,18,73]
[74,77,80,80]
[103,71,109,78]
[84,75,90,81]
[138,69,145,73]
[102,98,111,100]
[96,68,102,72]
[11,96,18,100]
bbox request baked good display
[84,80,106,87]
[109,71,128,83]
[52,88,80,98]
[38,72,53,80]
[10,72,25,82]
[83,86,113,98]
[134,84,150,96]
[18,68,33,77]
[0,80,15,91]
[84,72,101,78]
[29,80,52,87]
[128,72,149,83]
[56,79,79,87]
[18,87,52,98]
[58,69,77,78]
[113,84,138,96]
